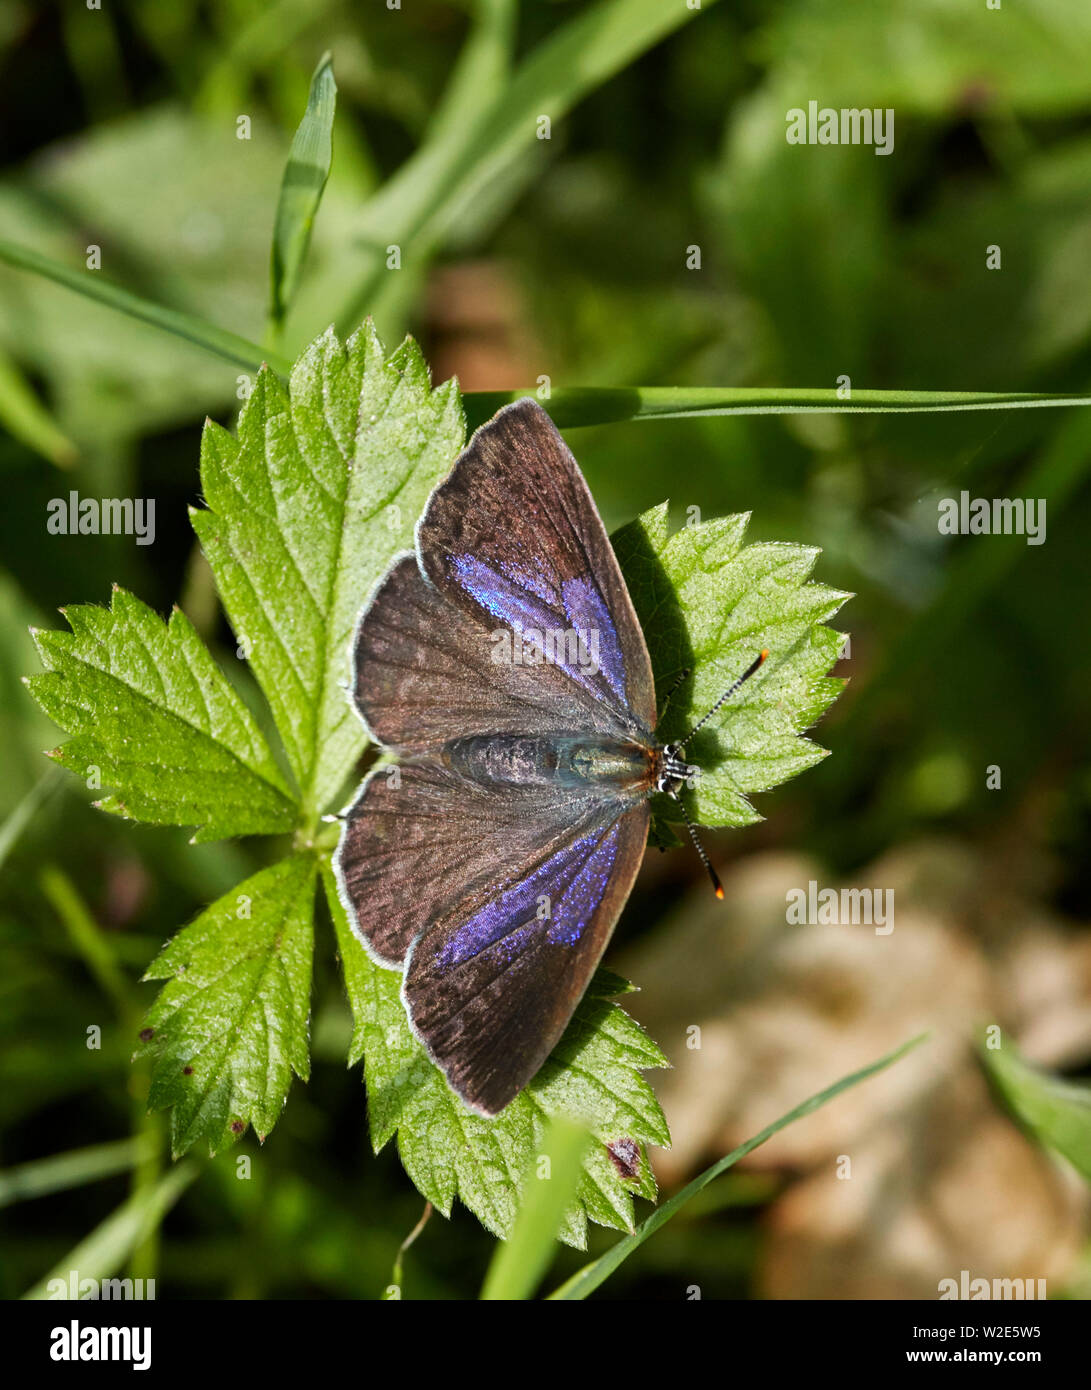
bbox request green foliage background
[1,0,1090,1299]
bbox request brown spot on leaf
[138,1027,154,1042]
[607,1138,641,1181]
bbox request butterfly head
[655,742,699,797]
[653,649,770,900]
[654,742,722,899]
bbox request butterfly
[333,399,766,1117]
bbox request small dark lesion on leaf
[182,1065,194,1076]
[138,1027,154,1041]
[230,1120,246,1135]
[606,1137,641,1181]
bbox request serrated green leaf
[612,505,849,829]
[138,855,316,1157]
[324,866,666,1249]
[268,52,336,332]
[21,315,849,1242]
[25,587,295,842]
[192,322,465,822]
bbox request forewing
[403,799,650,1116]
[352,553,635,753]
[415,399,657,732]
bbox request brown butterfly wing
[403,797,650,1116]
[415,398,657,734]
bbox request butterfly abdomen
[444,733,654,796]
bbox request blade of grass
[547,1032,929,1300]
[352,0,516,257]
[0,238,291,376]
[421,0,516,149]
[128,1112,166,1288]
[39,865,133,1023]
[0,1135,158,1209]
[4,233,1090,429]
[35,865,169,1281]
[0,767,63,871]
[268,52,336,340]
[341,0,718,327]
[481,1119,591,1301]
[21,1161,196,1300]
[465,385,1091,430]
[60,0,128,123]
[195,0,335,116]
[0,348,77,466]
[981,1038,1091,1183]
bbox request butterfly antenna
[670,649,768,899]
[679,649,769,747]
[675,795,724,900]
[658,666,691,720]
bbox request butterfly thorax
[444,733,655,796]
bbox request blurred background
[2,0,1091,1299]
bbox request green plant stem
[384,1201,434,1299]
[128,1107,165,1285]
[0,348,78,467]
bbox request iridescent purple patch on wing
[452,554,556,633]
[436,823,620,970]
[561,575,627,704]
[498,553,556,605]
[451,554,624,707]
[547,822,619,946]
